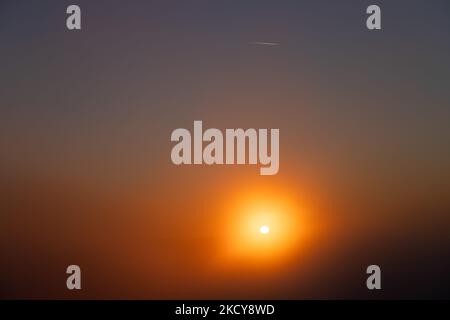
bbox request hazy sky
[1,0,450,299]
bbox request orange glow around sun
[218,184,310,269]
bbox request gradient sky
[1,0,450,299]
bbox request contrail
[249,41,279,46]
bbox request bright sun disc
[259,225,270,234]
[223,193,303,263]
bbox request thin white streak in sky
[248,42,279,46]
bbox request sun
[221,188,304,265]
[259,225,270,234]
